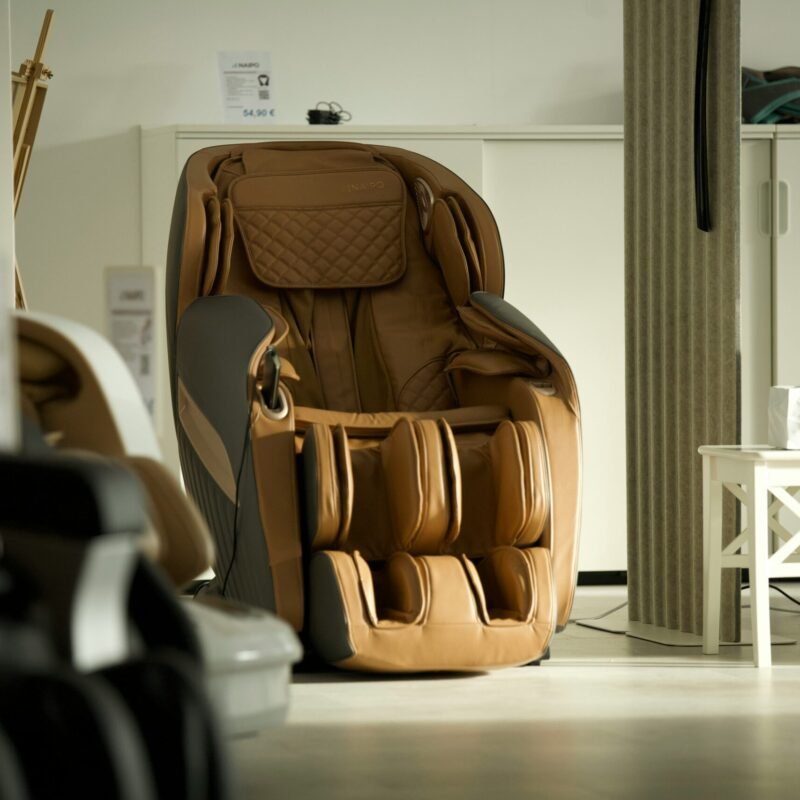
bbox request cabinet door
[483,139,626,572]
[740,138,772,444]
[774,135,800,389]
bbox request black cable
[569,583,800,628]
[220,417,253,597]
[694,0,712,231]
[569,600,628,625]
[741,582,800,608]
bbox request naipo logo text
[345,180,385,192]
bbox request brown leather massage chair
[166,141,581,672]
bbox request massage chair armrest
[175,295,277,494]
[175,295,304,629]
[459,291,579,416]
[470,292,563,359]
[455,292,582,630]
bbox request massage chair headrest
[229,147,408,290]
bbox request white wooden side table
[701,445,800,667]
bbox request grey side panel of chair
[176,295,278,610]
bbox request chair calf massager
[167,141,581,671]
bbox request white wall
[741,0,800,69]
[14,0,624,147]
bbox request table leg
[749,463,771,667]
[703,455,723,655]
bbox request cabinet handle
[778,180,790,236]
[694,0,712,232]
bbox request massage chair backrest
[16,312,214,588]
[166,142,508,416]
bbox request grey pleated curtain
[624,0,741,641]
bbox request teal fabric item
[742,68,800,123]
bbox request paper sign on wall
[106,267,156,418]
[218,51,275,123]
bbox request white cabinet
[772,131,800,389]
[741,134,774,445]
[482,139,626,572]
[140,124,776,573]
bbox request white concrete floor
[232,585,800,799]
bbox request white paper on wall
[106,267,156,418]
[217,50,275,124]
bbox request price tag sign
[217,51,275,123]
[106,267,156,418]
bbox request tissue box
[768,386,800,449]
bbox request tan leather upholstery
[122,455,215,588]
[381,418,459,554]
[301,423,352,551]
[168,141,581,671]
[490,420,549,548]
[308,546,555,672]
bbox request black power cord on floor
[568,600,628,625]
[741,582,800,610]
[569,583,800,627]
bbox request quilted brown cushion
[231,167,407,289]
[237,205,404,288]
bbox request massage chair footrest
[308,547,556,672]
